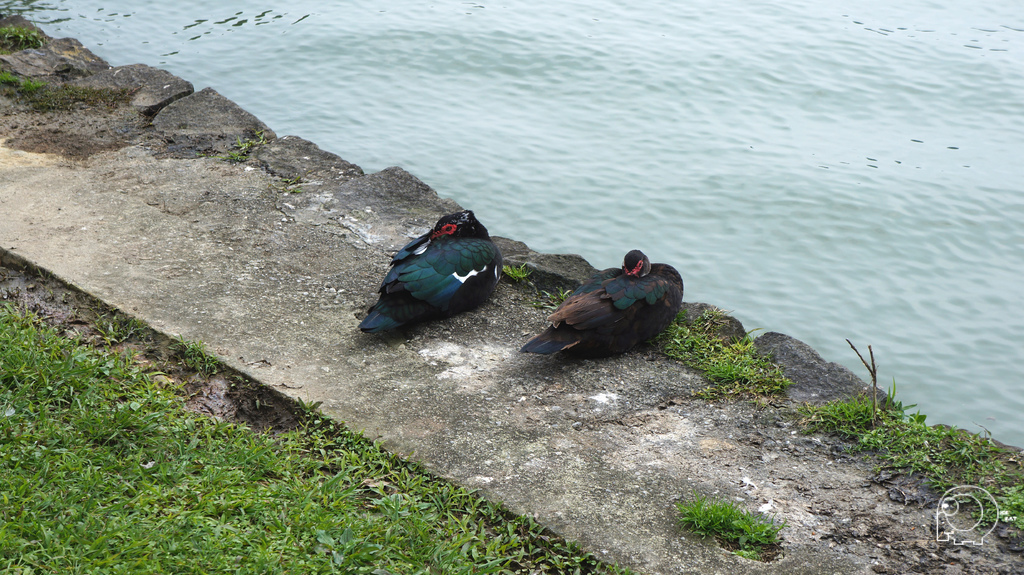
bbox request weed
[502,263,532,283]
[279,174,305,193]
[94,312,148,346]
[997,485,1024,530]
[17,77,44,93]
[658,309,791,399]
[676,491,785,561]
[0,26,45,53]
[217,130,268,162]
[270,174,304,194]
[171,335,218,376]
[530,287,572,311]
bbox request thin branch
[847,339,878,428]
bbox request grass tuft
[676,491,785,561]
[502,263,532,283]
[0,26,45,53]
[94,311,148,346]
[216,130,268,162]
[273,174,305,194]
[530,287,572,312]
[658,309,791,399]
[171,335,219,376]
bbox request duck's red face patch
[431,223,458,239]
[625,259,645,277]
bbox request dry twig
[847,339,878,428]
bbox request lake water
[7,1,1023,446]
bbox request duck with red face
[359,210,503,333]
[521,249,683,357]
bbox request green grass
[998,486,1024,530]
[675,491,785,561]
[0,304,632,574]
[530,287,572,312]
[94,311,149,346]
[658,309,791,400]
[502,264,532,283]
[216,130,268,162]
[171,335,219,377]
[0,25,45,53]
[274,174,305,194]
[0,72,133,112]
[0,70,43,93]
[800,386,1024,527]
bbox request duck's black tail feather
[520,328,579,354]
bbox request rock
[754,331,870,404]
[152,86,276,154]
[496,236,597,292]
[71,63,193,116]
[323,166,462,253]
[253,135,363,181]
[0,37,109,79]
[337,165,459,215]
[678,302,747,341]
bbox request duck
[359,210,503,333]
[520,249,683,357]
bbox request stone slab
[71,63,194,116]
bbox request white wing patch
[413,241,430,255]
[452,268,481,283]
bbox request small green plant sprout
[0,26,45,53]
[676,491,785,561]
[218,130,268,162]
[94,312,148,346]
[997,487,1024,530]
[277,174,304,193]
[502,263,532,283]
[0,71,43,93]
[268,174,304,194]
[530,286,572,311]
[658,309,791,400]
[172,335,219,376]
[18,77,45,94]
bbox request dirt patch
[6,126,125,159]
[0,102,145,160]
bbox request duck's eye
[431,223,459,239]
